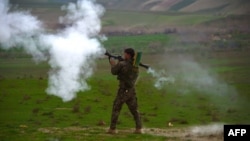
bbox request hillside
[9,0,250,14]
[99,0,250,14]
[180,0,250,14]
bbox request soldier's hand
[109,58,116,66]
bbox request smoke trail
[170,57,236,95]
[147,68,175,89]
[148,55,236,95]
[0,0,105,102]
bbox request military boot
[134,128,143,134]
[107,128,117,134]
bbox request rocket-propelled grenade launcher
[105,51,149,69]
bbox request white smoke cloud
[170,58,236,95]
[0,0,105,102]
[0,1,42,43]
[190,123,224,136]
[44,0,105,102]
[147,68,175,89]
[0,0,46,62]
[148,56,237,95]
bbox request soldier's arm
[111,62,123,75]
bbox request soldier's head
[124,48,135,60]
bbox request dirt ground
[38,123,224,141]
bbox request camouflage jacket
[111,59,139,89]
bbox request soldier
[107,48,142,134]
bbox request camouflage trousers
[109,87,142,130]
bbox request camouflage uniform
[109,59,142,130]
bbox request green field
[103,34,175,53]
[1,2,250,140]
[1,44,250,140]
[102,10,223,27]
[28,8,224,29]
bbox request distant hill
[9,0,250,15]
[97,0,250,15]
[9,0,76,6]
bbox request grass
[1,47,250,140]
[102,10,222,27]
[1,2,249,140]
[103,34,174,53]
